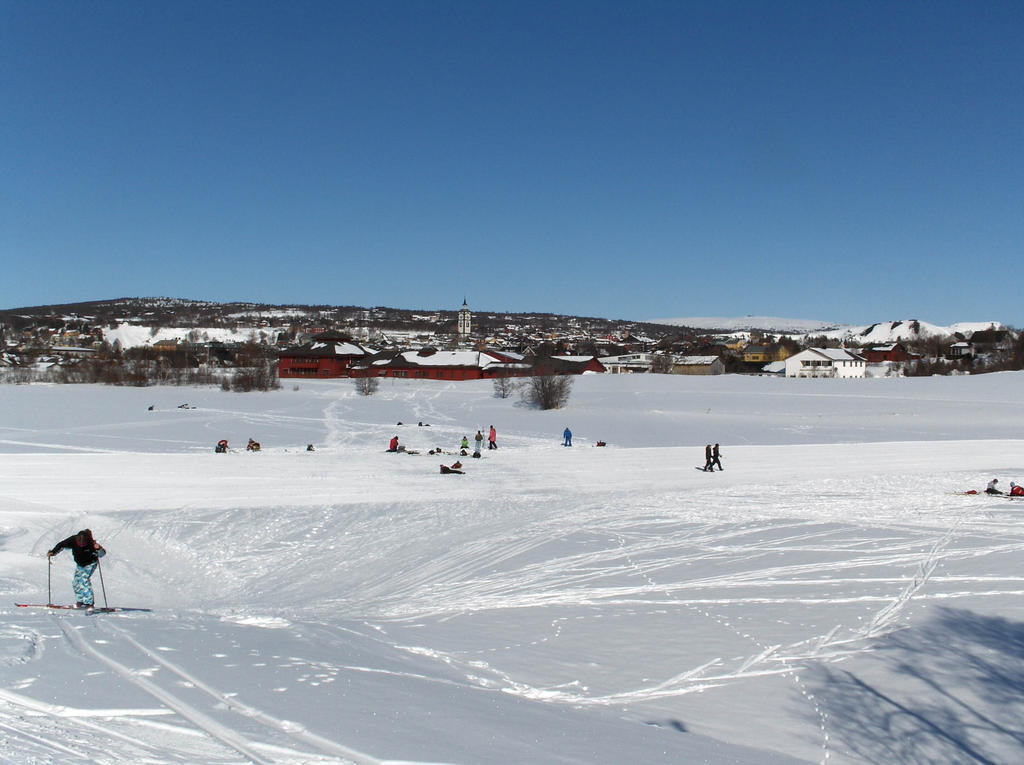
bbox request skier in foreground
[48,529,106,608]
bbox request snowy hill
[806,319,1003,345]
[103,322,280,348]
[2,375,1024,764]
[651,316,1007,344]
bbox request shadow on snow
[805,607,1024,764]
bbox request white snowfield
[1,373,1023,764]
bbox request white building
[785,348,867,378]
[457,300,472,337]
[948,341,973,359]
[598,353,655,373]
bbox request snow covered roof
[308,340,374,356]
[362,350,504,369]
[813,348,865,362]
[676,355,720,365]
[492,350,525,362]
[284,335,377,358]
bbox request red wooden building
[533,355,607,375]
[860,343,913,363]
[349,349,510,381]
[348,349,606,380]
[278,334,376,379]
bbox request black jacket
[50,535,105,567]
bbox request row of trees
[353,373,575,410]
[0,345,280,392]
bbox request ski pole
[97,558,109,609]
[47,556,52,607]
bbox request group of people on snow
[702,443,723,472]
[386,424,499,471]
[443,426,498,472]
[457,426,497,457]
[986,478,1024,496]
[214,438,263,453]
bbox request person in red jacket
[1010,482,1024,497]
[48,529,106,608]
[388,436,399,452]
[488,425,497,450]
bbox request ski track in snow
[63,618,375,764]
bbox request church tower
[457,298,472,337]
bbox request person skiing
[563,427,572,447]
[703,444,713,472]
[488,425,497,450]
[711,443,723,471]
[986,478,1003,495]
[1010,481,1024,497]
[474,430,484,457]
[47,529,106,608]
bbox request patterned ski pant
[72,563,97,605]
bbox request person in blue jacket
[48,529,105,608]
[563,427,572,447]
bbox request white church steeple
[457,298,472,337]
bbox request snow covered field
[1,373,1023,764]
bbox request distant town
[0,297,1020,387]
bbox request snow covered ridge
[652,316,1007,341]
[103,323,276,349]
[807,319,1005,344]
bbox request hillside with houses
[0,298,1020,386]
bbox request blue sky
[2,1,1022,326]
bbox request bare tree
[651,353,673,374]
[492,371,519,398]
[353,376,380,396]
[229,358,279,391]
[521,374,573,410]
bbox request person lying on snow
[986,479,1003,495]
[1010,482,1024,497]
